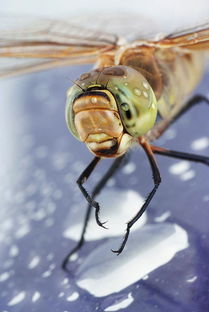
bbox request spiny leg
[112,139,161,255]
[62,154,127,271]
[76,156,107,228]
[151,145,209,166]
[94,154,130,229]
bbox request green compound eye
[105,66,158,137]
[120,103,132,120]
[65,83,82,140]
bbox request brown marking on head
[79,73,91,81]
[103,67,125,76]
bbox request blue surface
[0,64,209,312]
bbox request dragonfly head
[66,65,157,158]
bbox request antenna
[65,76,85,92]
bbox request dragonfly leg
[151,145,209,166]
[62,154,127,271]
[112,139,161,255]
[76,156,107,228]
[171,94,209,125]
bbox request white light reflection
[76,223,188,297]
[63,189,147,241]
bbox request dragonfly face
[66,65,157,157]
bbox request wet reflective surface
[0,65,209,311]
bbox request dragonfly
[1,15,209,271]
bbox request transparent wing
[83,14,209,51]
[68,13,163,42]
[0,15,118,78]
[152,22,209,50]
[87,13,209,48]
[1,14,209,79]
[0,57,98,78]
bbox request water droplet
[42,270,52,278]
[8,292,26,306]
[28,256,40,269]
[66,292,79,302]
[151,102,156,109]
[122,162,136,174]
[32,291,41,302]
[62,278,69,285]
[143,82,149,90]
[58,292,65,298]
[0,272,10,282]
[9,245,19,257]
[121,103,129,111]
[133,88,141,96]
[124,82,128,86]
[143,91,148,98]
[191,137,209,150]
[169,161,190,175]
[70,253,78,261]
[180,169,195,181]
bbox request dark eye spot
[125,110,132,120]
[121,103,132,119]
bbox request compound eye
[120,103,132,120]
[105,66,157,137]
[121,102,129,111]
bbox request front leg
[62,154,127,271]
[112,138,161,255]
[76,156,107,228]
